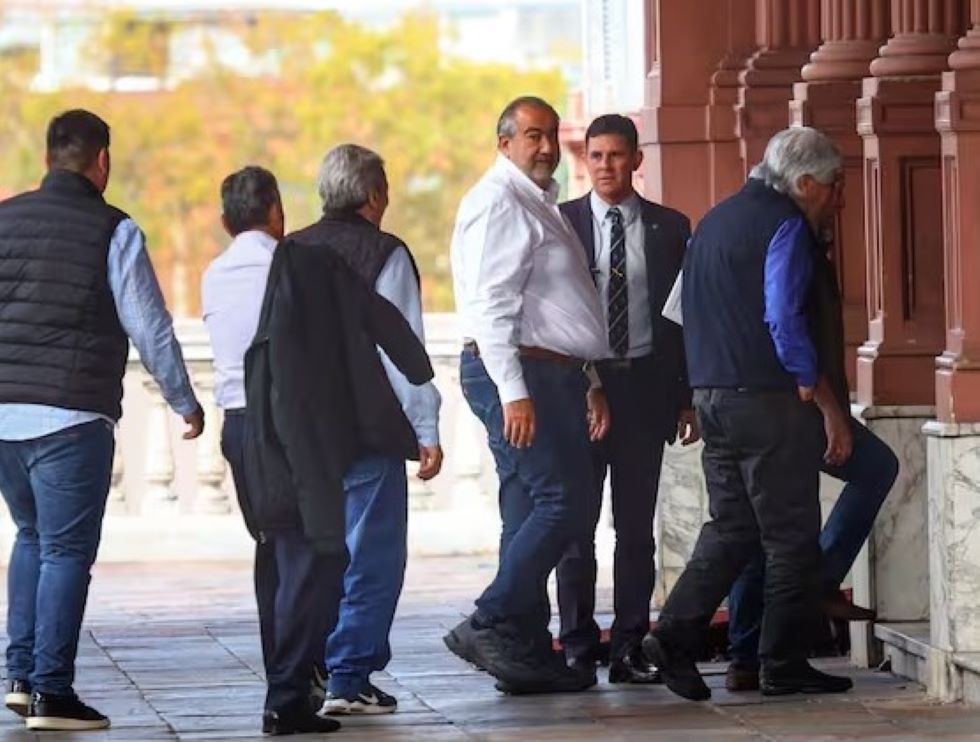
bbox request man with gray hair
[641,126,853,701]
[287,143,442,716]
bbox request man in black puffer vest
[287,144,442,717]
[642,127,855,702]
[0,110,203,731]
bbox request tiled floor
[1,557,977,740]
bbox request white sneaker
[320,683,397,715]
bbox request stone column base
[849,405,932,667]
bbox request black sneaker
[320,683,397,715]
[4,680,30,717]
[494,651,597,695]
[26,691,110,731]
[444,616,485,669]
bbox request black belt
[224,408,246,416]
[597,353,655,371]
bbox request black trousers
[556,356,666,663]
[221,411,345,713]
[655,388,822,663]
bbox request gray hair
[315,143,386,212]
[496,96,559,138]
[748,126,842,197]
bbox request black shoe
[641,632,710,701]
[26,691,110,731]
[609,649,663,685]
[444,616,487,670]
[760,659,853,696]
[262,706,341,735]
[5,680,30,717]
[494,651,597,695]
[725,662,760,692]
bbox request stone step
[875,621,930,686]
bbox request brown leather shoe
[725,663,760,692]
[820,592,876,622]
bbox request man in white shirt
[202,167,340,736]
[444,96,610,695]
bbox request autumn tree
[0,9,568,314]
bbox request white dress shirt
[451,154,608,404]
[201,230,276,410]
[590,191,653,358]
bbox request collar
[493,154,560,205]
[40,169,104,201]
[230,229,278,253]
[321,209,377,229]
[590,190,640,225]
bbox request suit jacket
[243,238,433,554]
[560,192,692,443]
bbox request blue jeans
[326,455,407,697]
[0,419,114,695]
[727,417,899,665]
[460,348,592,628]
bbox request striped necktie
[607,206,628,357]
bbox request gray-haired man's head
[750,126,844,232]
[316,144,389,226]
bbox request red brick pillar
[790,0,891,390]
[707,0,758,204]
[737,0,822,170]
[856,0,967,406]
[641,0,731,222]
[935,1,980,421]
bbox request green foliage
[0,10,566,313]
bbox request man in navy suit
[556,114,698,684]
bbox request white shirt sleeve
[461,197,535,404]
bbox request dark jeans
[655,388,822,664]
[460,348,592,630]
[727,417,899,665]
[557,356,666,662]
[0,419,113,695]
[326,455,408,697]
[221,412,344,712]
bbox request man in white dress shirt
[202,167,340,736]
[443,96,610,694]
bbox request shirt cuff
[796,370,818,389]
[498,379,529,405]
[168,391,201,418]
[416,426,440,448]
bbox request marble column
[856,0,966,408]
[924,1,980,703]
[737,0,822,170]
[790,0,891,390]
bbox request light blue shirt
[0,218,199,440]
[590,191,653,358]
[375,246,441,448]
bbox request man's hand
[798,385,815,402]
[503,398,535,448]
[417,445,443,481]
[182,406,205,440]
[676,408,699,446]
[822,409,853,467]
[586,387,611,442]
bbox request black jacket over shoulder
[243,239,433,554]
